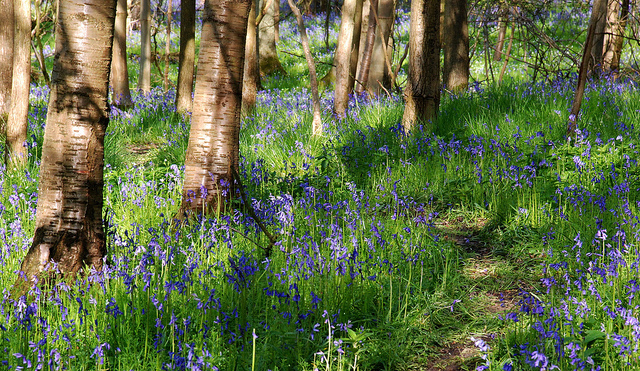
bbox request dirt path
[407,216,538,371]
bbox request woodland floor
[125,146,540,370]
[410,216,539,371]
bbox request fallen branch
[230,167,277,257]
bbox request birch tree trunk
[178,0,251,217]
[0,0,13,124]
[176,0,196,112]
[163,0,173,91]
[367,0,394,94]
[111,0,132,107]
[355,0,377,94]
[333,0,358,118]
[6,0,31,167]
[15,0,116,294]
[602,0,629,74]
[259,0,285,76]
[348,0,364,92]
[242,0,260,115]
[138,0,152,92]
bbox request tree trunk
[274,0,280,41]
[355,0,377,94]
[138,0,152,92]
[259,0,285,76]
[494,12,507,61]
[14,0,115,295]
[242,0,260,116]
[443,0,469,92]
[348,0,364,93]
[0,0,13,123]
[163,0,173,91]
[402,0,440,133]
[602,0,629,74]
[367,0,394,94]
[178,0,251,218]
[497,21,515,84]
[288,0,322,135]
[324,0,332,49]
[111,0,132,107]
[5,0,31,167]
[589,0,608,75]
[568,0,606,137]
[176,0,196,112]
[333,0,358,118]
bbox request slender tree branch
[230,167,277,257]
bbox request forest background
[1,0,640,370]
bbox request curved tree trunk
[402,0,440,133]
[0,0,14,123]
[589,0,608,75]
[111,0,132,107]
[138,0,152,92]
[163,0,173,91]
[242,0,260,116]
[259,0,285,76]
[494,12,507,61]
[568,0,606,136]
[5,0,31,167]
[288,0,322,135]
[333,0,358,118]
[367,0,394,94]
[443,0,469,92]
[15,0,115,294]
[178,0,251,218]
[176,0,196,112]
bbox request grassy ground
[2,5,640,371]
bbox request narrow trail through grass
[410,212,543,371]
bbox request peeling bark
[178,0,251,217]
[15,0,115,295]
